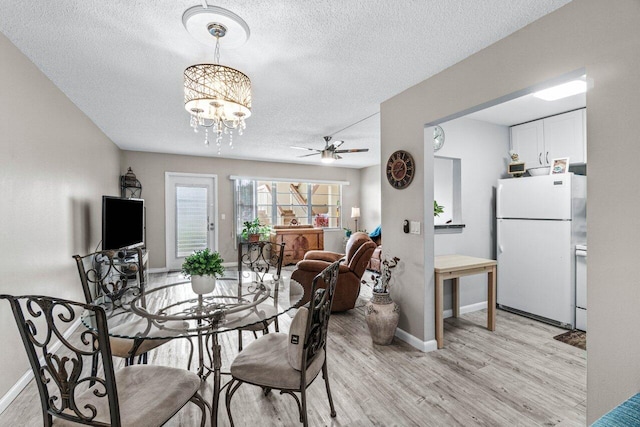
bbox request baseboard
[0,317,81,415]
[394,327,437,353]
[443,301,487,319]
[148,267,169,274]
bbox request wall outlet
[409,221,421,235]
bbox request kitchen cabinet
[511,108,586,167]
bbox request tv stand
[119,248,149,288]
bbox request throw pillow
[287,307,308,371]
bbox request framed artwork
[550,157,569,174]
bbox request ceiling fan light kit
[183,5,252,154]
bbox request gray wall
[434,118,509,310]
[359,164,381,232]
[0,33,120,398]
[120,150,361,268]
[380,0,640,421]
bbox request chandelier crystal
[184,21,252,154]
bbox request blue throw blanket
[593,393,640,426]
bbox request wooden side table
[434,255,497,349]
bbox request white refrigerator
[496,173,586,329]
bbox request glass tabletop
[81,271,304,340]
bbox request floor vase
[365,291,400,345]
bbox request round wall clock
[433,125,445,152]
[386,150,415,189]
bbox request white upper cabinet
[510,120,544,168]
[511,108,586,167]
[544,109,586,164]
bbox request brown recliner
[291,232,376,311]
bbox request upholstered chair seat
[55,365,202,426]
[230,333,325,390]
[107,319,188,358]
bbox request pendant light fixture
[183,5,252,154]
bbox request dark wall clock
[386,150,415,189]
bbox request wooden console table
[269,227,324,265]
[434,255,497,349]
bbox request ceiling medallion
[183,6,252,154]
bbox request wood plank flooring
[0,272,586,426]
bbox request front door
[165,173,217,271]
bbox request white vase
[191,275,216,294]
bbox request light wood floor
[0,272,586,426]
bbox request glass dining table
[82,270,304,426]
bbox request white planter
[191,275,217,294]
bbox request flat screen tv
[102,196,145,250]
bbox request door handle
[538,153,542,165]
[546,151,549,164]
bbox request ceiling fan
[291,136,369,163]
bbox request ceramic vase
[365,291,400,345]
[191,275,216,294]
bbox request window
[234,178,343,237]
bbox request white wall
[380,0,640,421]
[359,164,381,232]
[120,150,361,268]
[0,33,121,399]
[433,118,509,310]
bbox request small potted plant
[434,200,444,217]
[241,218,270,242]
[181,248,224,294]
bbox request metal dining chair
[0,294,208,426]
[73,249,193,371]
[225,260,340,426]
[236,241,286,351]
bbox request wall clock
[433,125,445,152]
[386,150,415,189]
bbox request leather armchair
[291,232,376,311]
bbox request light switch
[221,214,226,220]
[409,221,421,235]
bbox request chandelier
[183,6,252,154]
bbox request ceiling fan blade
[298,152,320,158]
[291,146,321,152]
[334,148,369,153]
[332,140,345,149]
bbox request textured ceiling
[0,1,571,168]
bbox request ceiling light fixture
[183,5,251,154]
[533,79,587,101]
[320,150,337,163]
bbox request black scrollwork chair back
[0,295,207,427]
[225,260,340,427]
[236,241,286,351]
[73,250,192,369]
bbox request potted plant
[181,248,224,294]
[434,200,444,217]
[241,218,270,242]
[363,255,401,345]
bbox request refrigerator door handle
[497,220,504,253]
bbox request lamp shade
[184,63,252,120]
[351,207,361,219]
